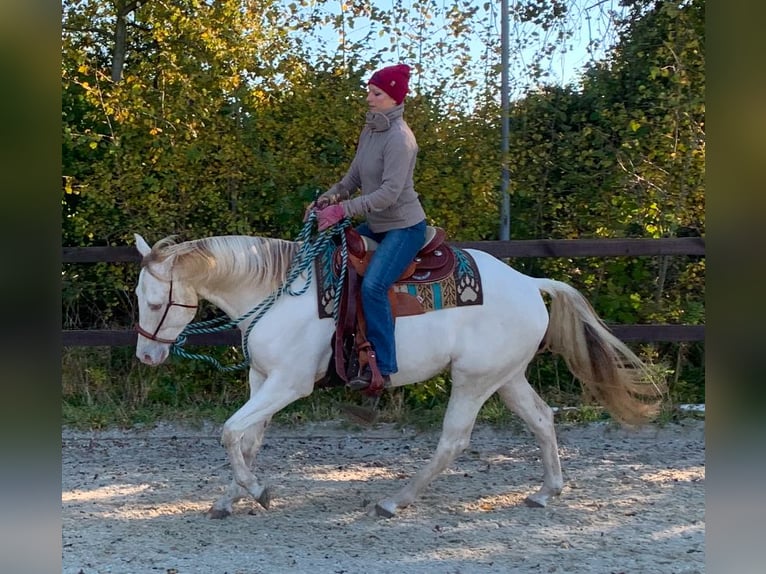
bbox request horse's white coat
[134,233,658,518]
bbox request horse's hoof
[207,507,231,519]
[257,487,272,510]
[374,502,396,518]
[524,495,547,508]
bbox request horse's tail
[534,278,666,426]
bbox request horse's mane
[145,235,301,292]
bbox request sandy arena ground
[62,418,705,574]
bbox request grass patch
[62,348,702,431]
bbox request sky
[288,0,628,102]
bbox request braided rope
[169,212,350,371]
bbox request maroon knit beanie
[368,64,410,105]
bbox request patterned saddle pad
[315,240,483,320]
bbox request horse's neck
[196,284,275,322]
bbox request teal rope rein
[169,213,350,371]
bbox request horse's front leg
[208,368,270,518]
[212,369,311,517]
[207,418,270,518]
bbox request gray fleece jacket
[324,104,427,233]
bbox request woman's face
[366,85,397,112]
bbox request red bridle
[135,279,198,344]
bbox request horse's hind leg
[373,380,490,518]
[207,419,269,519]
[496,375,563,507]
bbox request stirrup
[347,366,390,391]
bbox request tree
[62,0,300,327]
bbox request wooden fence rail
[62,237,705,346]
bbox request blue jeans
[356,220,427,375]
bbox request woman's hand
[304,192,340,222]
[316,204,346,231]
[316,191,342,209]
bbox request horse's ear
[135,233,152,257]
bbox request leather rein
[135,278,198,344]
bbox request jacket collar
[365,104,404,132]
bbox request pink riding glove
[316,204,346,231]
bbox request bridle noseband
[135,278,198,344]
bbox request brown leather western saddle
[324,225,455,395]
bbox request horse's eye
[148,303,162,312]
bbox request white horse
[133,232,662,519]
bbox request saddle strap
[333,265,359,382]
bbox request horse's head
[134,233,199,366]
